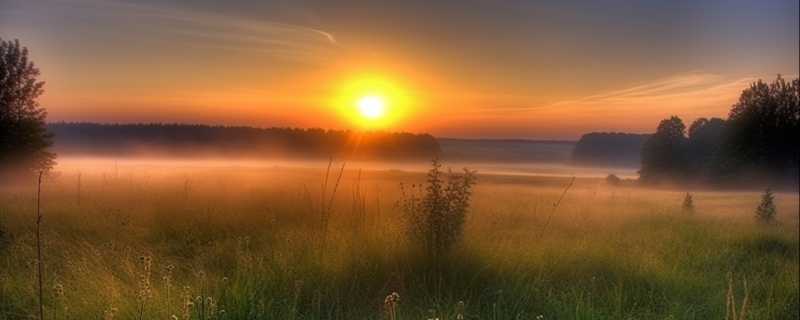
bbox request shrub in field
[682,192,694,214]
[401,159,477,260]
[605,174,622,186]
[755,188,777,223]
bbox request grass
[0,162,798,319]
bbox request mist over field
[2,157,798,319]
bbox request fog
[53,156,638,179]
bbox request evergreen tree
[755,188,777,223]
[682,193,694,214]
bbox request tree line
[48,122,442,160]
[640,75,799,188]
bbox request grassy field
[0,161,798,319]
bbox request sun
[332,73,415,129]
[358,95,386,120]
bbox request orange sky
[1,0,797,139]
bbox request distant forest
[571,133,649,167]
[48,123,441,160]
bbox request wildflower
[53,282,64,298]
[207,296,217,317]
[182,287,193,320]
[427,308,439,320]
[137,255,152,301]
[103,307,118,320]
[456,301,465,320]
[384,292,400,320]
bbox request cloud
[469,72,758,115]
[550,73,754,110]
[11,0,339,63]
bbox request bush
[755,188,777,223]
[400,159,477,260]
[606,174,622,186]
[681,193,694,214]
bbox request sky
[1,0,797,139]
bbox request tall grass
[0,163,797,319]
[725,272,749,320]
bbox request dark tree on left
[0,38,54,175]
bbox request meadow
[0,159,797,319]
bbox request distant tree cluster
[48,123,442,160]
[0,38,54,176]
[640,76,799,187]
[605,174,622,186]
[572,132,649,167]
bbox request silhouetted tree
[638,76,799,188]
[755,188,777,223]
[640,116,688,183]
[681,193,694,214]
[0,38,54,175]
[687,117,726,178]
[723,75,800,184]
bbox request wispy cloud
[10,0,339,63]
[468,72,759,116]
[549,73,754,110]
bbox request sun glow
[332,73,414,129]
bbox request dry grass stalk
[318,158,346,261]
[35,171,45,320]
[351,169,368,235]
[725,272,749,320]
[539,176,575,238]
